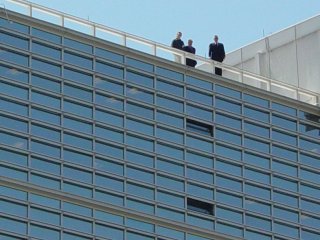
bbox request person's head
[188,39,193,46]
[176,32,182,39]
[214,35,219,44]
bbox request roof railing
[3,0,320,107]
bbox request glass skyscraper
[1,3,320,240]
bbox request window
[32,41,61,60]
[186,88,213,106]
[216,85,241,99]
[32,58,61,76]
[158,190,184,208]
[64,38,92,53]
[127,70,154,88]
[216,206,243,224]
[96,61,124,79]
[186,104,212,121]
[95,77,123,94]
[157,95,184,112]
[157,79,184,97]
[127,182,154,200]
[186,119,213,136]
[186,75,213,90]
[244,93,269,108]
[157,67,183,81]
[127,86,154,104]
[96,47,124,63]
[64,67,93,86]
[127,57,154,72]
[244,106,269,123]
[216,113,241,130]
[64,51,93,70]
[216,97,241,114]
[33,28,61,44]
[187,198,213,215]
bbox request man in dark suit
[171,32,184,63]
[183,39,197,67]
[209,35,225,76]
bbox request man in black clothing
[183,39,197,67]
[171,32,184,63]
[209,35,225,76]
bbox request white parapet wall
[225,14,320,95]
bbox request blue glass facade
[1,11,320,240]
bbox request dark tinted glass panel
[127,57,154,72]
[33,28,61,44]
[0,64,28,83]
[0,17,29,33]
[300,123,320,139]
[299,111,320,123]
[64,38,92,53]
[64,68,93,86]
[0,32,28,50]
[127,71,153,88]
[157,67,183,81]
[186,76,213,90]
[1,49,28,66]
[32,42,61,60]
[96,47,124,63]
[216,85,241,99]
[187,198,213,215]
[32,58,60,76]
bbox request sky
[3,0,320,57]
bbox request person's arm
[171,39,175,48]
[221,43,225,61]
[208,44,212,58]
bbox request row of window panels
[3,155,320,219]
[1,107,319,159]
[1,101,318,171]
[1,116,319,170]
[1,118,320,181]
[1,73,319,143]
[2,18,320,125]
[1,199,319,240]
[0,200,207,240]
[3,185,318,240]
[3,143,320,200]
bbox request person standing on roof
[171,31,184,63]
[209,35,225,76]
